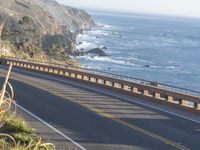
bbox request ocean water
[76,12,200,91]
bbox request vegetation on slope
[0,115,55,150]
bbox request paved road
[0,65,200,150]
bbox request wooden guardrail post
[167,96,173,103]
[143,90,149,96]
[123,85,129,91]
[154,92,161,99]
[194,102,200,110]
[132,87,138,93]
[179,99,187,106]
[105,80,110,86]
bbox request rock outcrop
[87,48,108,57]
[0,0,94,66]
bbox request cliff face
[0,0,94,65]
[35,0,94,32]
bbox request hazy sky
[57,0,200,18]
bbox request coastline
[74,12,200,91]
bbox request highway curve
[0,65,200,150]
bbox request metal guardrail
[1,56,200,98]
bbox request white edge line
[16,104,87,150]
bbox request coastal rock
[144,65,150,68]
[78,42,83,45]
[87,48,108,57]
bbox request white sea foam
[81,65,102,70]
[77,34,88,39]
[150,65,162,68]
[97,22,113,29]
[78,55,138,66]
[166,66,176,69]
[149,65,177,69]
[88,29,110,36]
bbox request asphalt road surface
[0,65,200,150]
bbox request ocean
[75,11,200,91]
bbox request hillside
[0,0,94,66]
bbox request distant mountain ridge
[0,0,94,66]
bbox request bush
[22,16,33,25]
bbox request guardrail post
[59,70,64,75]
[97,79,103,84]
[89,77,93,82]
[123,85,129,91]
[143,90,149,96]
[84,76,89,81]
[132,87,138,93]
[44,68,49,72]
[179,99,187,106]
[31,65,34,69]
[194,102,200,110]
[54,69,58,74]
[71,73,75,78]
[105,80,110,86]
[154,92,161,99]
[40,67,44,71]
[49,68,53,73]
[167,96,173,102]
[76,74,81,79]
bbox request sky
[56,0,200,18]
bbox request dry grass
[0,65,55,150]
